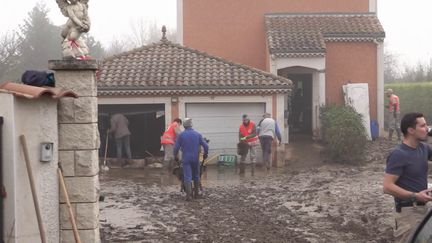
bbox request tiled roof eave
[271,36,385,57]
[273,52,326,58]
[324,36,385,42]
[323,33,385,39]
[98,87,290,96]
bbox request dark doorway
[98,104,165,159]
[287,74,313,134]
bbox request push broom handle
[58,167,81,243]
[19,135,47,243]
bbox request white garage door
[186,103,265,155]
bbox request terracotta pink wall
[325,42,378,119]
[183,0,370,71]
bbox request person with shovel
[238,114,258,174]
[109,113,132,166]
[174,118,209,201]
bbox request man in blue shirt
[383,112,432,242]
[174,118,209,201]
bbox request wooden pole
[19,135,47,243]
[58,166,81,243]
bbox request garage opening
[98,104,165,159]
[186,103,265,156]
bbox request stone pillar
[49,60,101,243]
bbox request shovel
[102,130,110,171]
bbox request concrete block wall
[49,60,101,243]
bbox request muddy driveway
[100,139,397,242]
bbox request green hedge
[385,82,432,123]
[320,105,368,164]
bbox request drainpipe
[0,116,3,242]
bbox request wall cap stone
[49,59,98,70]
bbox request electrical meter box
[40,142,53,162]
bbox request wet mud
[100,138,399,242]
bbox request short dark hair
[174,118,182,124]
[400,112,424,136]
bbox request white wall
[0,93,59,243]
[369,0,377,13]
[376,41,385,134]
[176,0,184,44]
[178,95,286,143]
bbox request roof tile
[0,81,77,99]
[98,40,292,95]
[265,13,385,57]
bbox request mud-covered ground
[100,138,400,242]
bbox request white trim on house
[376,41,385,134]
[369,0,377,13]
[177,95,273,118]
[176,0,184,45]
[270,56,326,137]
[276,93,286,143]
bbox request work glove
[240,137,247,141]
[203,154,208,160]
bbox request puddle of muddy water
[100,164,289,187]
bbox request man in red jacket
[161,118,182,168]
[238,114,259,173]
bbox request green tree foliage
[320,105,368,164]
[17,3,62,72]
[83,34,106,59]
[0,32,20,81]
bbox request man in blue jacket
[174,118,209,201]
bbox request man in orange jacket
[161,118,182,168]
[239,114,259,173]
[386,89,401,141]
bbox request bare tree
[104,19,177,57]
[128,18,177,47]
[105,37,132,57]
[0,32,20,81]
[384,48,401,83]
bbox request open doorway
[287,74,313,135]
[98,104,165,159]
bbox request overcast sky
[0,0,431,67]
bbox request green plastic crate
[218,154,237,166]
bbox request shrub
[320,105,368,164]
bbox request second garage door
[185,103,265,156]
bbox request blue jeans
[182,159,200,183]
[259,136,273,166]
[115,135,132,159]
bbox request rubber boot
[251,163,255,176]
[388,129,393,141]
[185,182,193,201]
[239,163,245,175]
[193,180,203,199]
[396,129,401,142]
